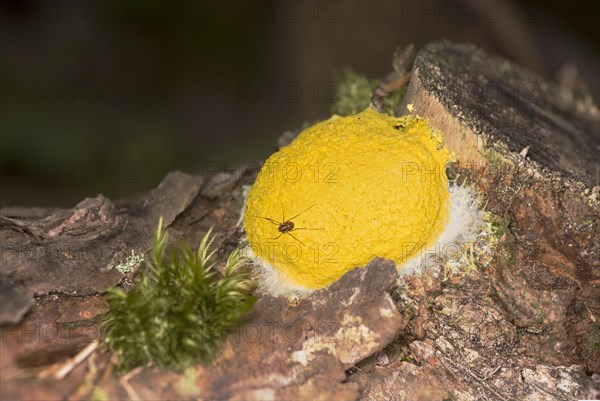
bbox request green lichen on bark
[584,326,600,360]
[488,214,517,271]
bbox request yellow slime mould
[244,108,452,291]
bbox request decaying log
[1,42,598,400]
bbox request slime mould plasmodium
[244,108,459,293]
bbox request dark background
[1,0,598,207]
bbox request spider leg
[281,201,285,222]
[249,215,280,226]
[286,232,305,246]
[268,232,284,240]
[291,227,324,231]
[288,203,317,221]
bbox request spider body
[278,220,295,233]
[249,203,321,246]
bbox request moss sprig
[331,69,379,116]
[102,218,255,372]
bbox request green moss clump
[331,69,379,116]
[380,87,405,116]
[102,219,255,372]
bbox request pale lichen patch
[379,307,393,318]
[291,314,380,367]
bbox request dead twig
[119,365,144,401]
[381,73,411,94]
[438,352,513,401]
[482,365,502,381]
[37,341,100,380]
[55,340,100,380]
